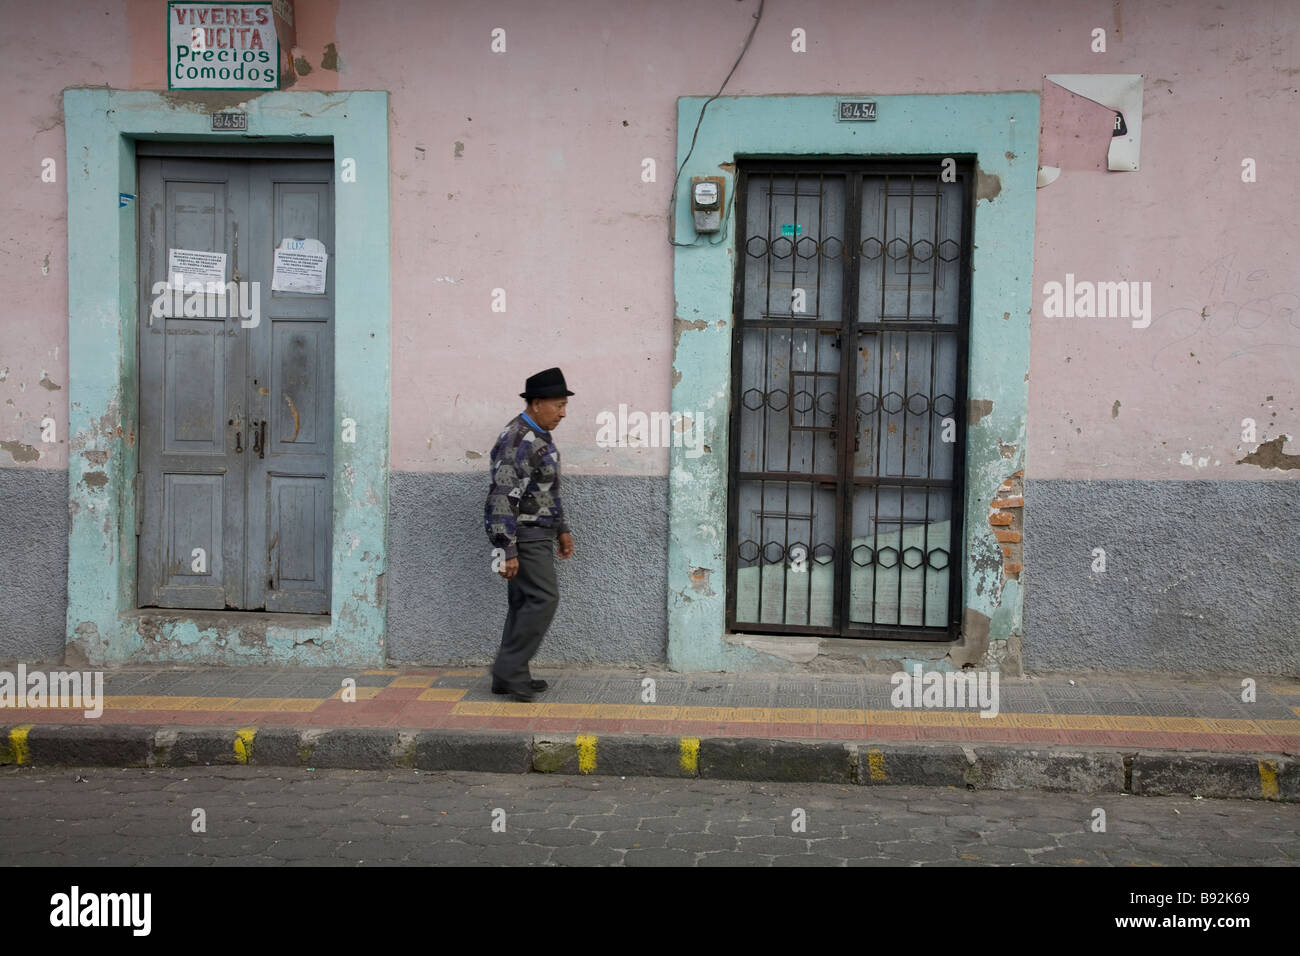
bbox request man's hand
[557,532,574,559]
[499,557,519,579]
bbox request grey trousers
[493,530,559,689]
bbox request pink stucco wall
[1,0,1296,479]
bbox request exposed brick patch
[988,471,1024,581]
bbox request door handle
[235,430,242,453]
[253,419,267,459]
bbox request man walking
[484,368,575,702]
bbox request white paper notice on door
[155,248,229,319]
[272,238,329,294]
[168,248,227,288]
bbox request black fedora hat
[520,367,575,400]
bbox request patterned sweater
[484,413,571,559]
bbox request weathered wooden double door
[136,152,334,613]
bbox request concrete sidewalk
[2,664,1298,800]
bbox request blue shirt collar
[520,410,548,434]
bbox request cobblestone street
[2,766,1297,866]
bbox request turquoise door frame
[668,94,1038,673]
[63,89,391,666]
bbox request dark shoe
[492,679,548,695]
[506,686,536,703]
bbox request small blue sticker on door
[119,193,135,207]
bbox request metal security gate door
[727,160,972,640]
[136,152,335,613]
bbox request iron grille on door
[726,160,972,641]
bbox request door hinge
[132,473,145,535]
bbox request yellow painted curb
[1258,759,1280,799]
[576,734,597,774]
[234,727,257,764]
[7,725,34,765]
[865,747,887,781]
[680,737,700,776]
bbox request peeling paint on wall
[988,471,1024,580]
[975,167,1001,202]
[968,399,994,426]
[1237,434,1300,470]
[159,89,267,113]
[0,440,41,463]
[947,608,991,668]
[688,566,715,596]
[673,317,708,349]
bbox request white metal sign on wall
[168,2,279,90]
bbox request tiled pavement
[4,665,1300,753]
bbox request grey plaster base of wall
[5,468,1293,674]
[1023,479,1300,676]
[0,468,69,661]
[387,472,667,666]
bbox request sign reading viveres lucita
[168,2,278,90]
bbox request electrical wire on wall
[667,0,764,247]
